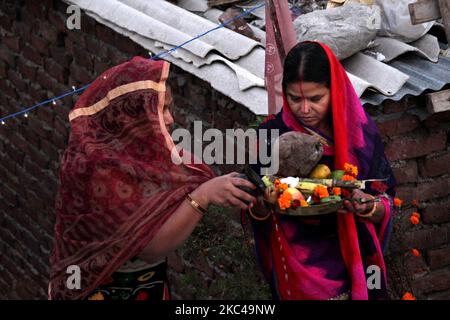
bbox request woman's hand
[343,189,374,214]
[191,172,257,210]
[341,189,385,223]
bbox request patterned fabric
[49,57,215,300]
[249,42,397,300]
[86,259,170,301]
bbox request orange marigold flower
[342,174,356,181]
[332,187,341,196]
[412,212,421,219]
[279,183,289,192]
[300,200,308,207]
[394,197,403,207]
[411,249,420,257]
[343,162,352,172]
[410,215,420,225]
[88,292,105,300]
[314,185,329,199]
[344,162,358,178]
[401,292,416,300]
[278,192,292,210]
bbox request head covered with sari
[254,41,396,300]
[49,57,215,299]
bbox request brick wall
[368,97,450,299]
[0,0,449,300]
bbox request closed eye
[310,96,322,103]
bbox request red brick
[40,137,59,160]
[49,46,72,69]
[428,290,450,300]
[417,177,450,201]
[109,47,128,65]
[3,36,21,52]
[96,23,116,46]
[428,246,450,270]
[17,57,37,81]
[419,150,450,178]
[25,1,48,20]
[40,23,60,43]
[0,184,18,207]
[422,199,450,224]
[26,117,53,142]
[30,35,49,56]
[0,44,16,67]
[94,58,110,75]
[7,69,27,92]
[45,58,67,83]
[0,13,13,32]
[424,110,450,128]
[70,63,93,85]
[48,10,67,33]
[36,69,57,92]
[12,21,32,44]
[83,13,97,35]
[383,100,409,114]
[28,83,47,102]
[385,131,447,161]
[52,130,69,150]
[412,268,450,294]
[23,44,43,66]
[86,35,109,60]
[403,226,450,250]
[397,177,450,204]
[391,160,419,184]
[115,35,142,55]
[64,37,76,56]
[0,79,18,99]
[72,44,94,70]
[376,114,421,138]
[0,60,6,78]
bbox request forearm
[138,187,207,264]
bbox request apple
[284,187,304,201]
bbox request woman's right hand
[191,172,257,210]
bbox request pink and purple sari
[249,42,396,300]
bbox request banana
[296,182,326,194]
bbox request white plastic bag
[376,0,434,43]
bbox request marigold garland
[313,185,329,199]
[278,191,292,210]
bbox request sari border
[68,79,167,121]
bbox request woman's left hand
[342,189,374,214]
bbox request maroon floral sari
[49,57,215,300]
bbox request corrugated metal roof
[65,0,450,113]
[361,52,450,106]
[64,0,268,114]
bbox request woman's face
[163,85,174,132]
[285,81,331,129]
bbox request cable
[0,3,265,125]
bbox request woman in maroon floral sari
[49,57,257,300]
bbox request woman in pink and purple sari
[248,42,397,300]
